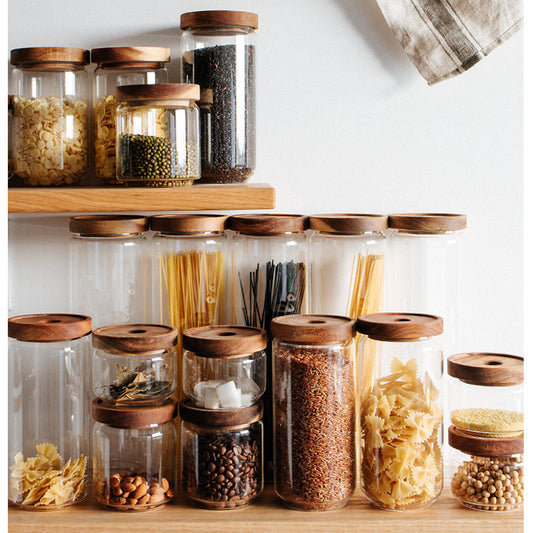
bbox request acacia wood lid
[10,47,90,66]
[447,353,523,386]
[8,314,92,342]
[271,315,356,345]
[150,214,227,234]
[448,425,524,457]
[179,399,263,428]
[116,83,200,101]
[92,324,178,355]
[388,213,467,233]
[356,313,443,341]
[227,214,307,235]
[69,215,148,236]
[308,214,387,234]
[91,46,171,66]
[181,10,258,30]
[92,398,177,429]
[183,326,267,358]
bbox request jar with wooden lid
[447,353,523,437]
[180,399,263,509]
[69,215,149,328]
[10,47,90,186]
[356,312,444,511]
[115,83,200,187]
[8,313,92,510]
[271,314,356,511]
[180,10,258,183]
[92,398,177,511]
[91,47,171,184]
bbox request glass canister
[69,215,149,329]
[92,324,177,406]
[92,398,177,511]
[356,312,444,511]
[10,47,89,186]
[180,10,258,183]
[182,325,267,408]
[180,399,263,509]
[8,313,92,510]
[115,83,200,187]
[91,46,171,184]
[271,314,356,511]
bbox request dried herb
[107,363,172,403]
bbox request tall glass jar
[8,313,92,510]
[10,47,90,186]
[272,314,356,511]
[69,215,149,329]
[180,10,258,183]
[356,312,444,511]
[91,46,170,184]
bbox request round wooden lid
[447,353,523,386]
[115,83,200,101]
[271,315,356,345]
[91,46,170,66]
[308,214,387,234]
[69,215,148,236]
[150,214,227,234]
[179,399,263,428]
[10,47,90,66]
[182,326,267,358]
[388,213,467,233]
[227,214,307,235]
[356,313,443,341]
[92,398,177,429]
[92,324,178,355]
[181,10,258,30]
[8,313,92,342]
[448,425,523,457]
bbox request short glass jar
[115,83,200,187]
[92,324,177,406]
[10,47,90,186]
[92,398,177,511]
[180,399,263,509]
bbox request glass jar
[91,46,170,184]
[448,426,524,511]
[272,315,356,511]
[356,312,444,511]
[180,399,263,509]
[182,325,267,408]
[180,10,258,183]
[115,83,200,187]
[10,47,89,186]
[8,313,92,510]
[92,398,177,511]
[92,324,177,406]
[447,352,523,437]
[69,215,149,329]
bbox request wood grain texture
[447,353,523,386]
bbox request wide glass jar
[180,10,258,183]
[356,312,444,511]
[92,398,177,511]
[91,46,170,184]
[10,47,90,186]
[272,314,356,511]
[8,313,92,510]
[115,83,200,187]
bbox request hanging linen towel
[374,0,523,84]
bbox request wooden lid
[181,10,258,30]
[115,83,200,101]
[179,399,263,428]
[356,313,443,341]
[92,398,177,429]
[447,353,523,386]
[150,214,227,234]
[8,313,92,342]
[92,324,178,355]
[388,213,467,233]
[10,47,90,66]
[271,315,356,345]
[182,326,267,358]
[69,215,148,236]
[227,214,307,235]
[308,214,387,234]
[448,425,524,457]
[91,46,170,66]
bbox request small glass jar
[10,47,89,186]
[448,426,524,511]
[182,325,267,408]
[92,324,177,406]
[69,215,149,329]
[272,314,356,511]
[180,10,258,183]
[356,312,444,511]
[91,46,170,184]
[92,398,177,511]
[115,83,200,187]
[447,353,523,437]
[180,399,263,509]
[8,313,92,510]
